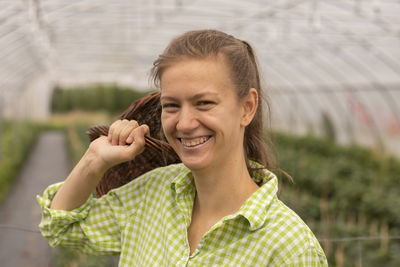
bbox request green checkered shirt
[37,163,327,266]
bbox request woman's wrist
[80,148,109,180]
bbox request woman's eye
[162,103,179,109]
[198,101,214,106]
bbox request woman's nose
[176,108,199,132]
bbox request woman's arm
[50,119,149,210]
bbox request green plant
[0,121,47,204]
[273,132,400,265]
[51,84,151,114]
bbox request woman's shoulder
[263,198,326,262]
[268,199,319,241]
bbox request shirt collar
[237,165,277,231]
[170,165,194,195]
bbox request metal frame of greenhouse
[0,0,399,156]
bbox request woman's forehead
[160,54,228,77]
[160,57,232,87]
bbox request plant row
[51,84,151,114]
[0,121,61,204]
[273,132,400,266]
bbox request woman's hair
[151,29,276,173]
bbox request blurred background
[0,0,399,266]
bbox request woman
[38,30,328,266]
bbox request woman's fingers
[119,120,139,145]
[126,124,149,145]
[108,119,132,146]
[142,124,150,136]
[107,119,149,147]
[108,120,123,145]
[124,125,149,157]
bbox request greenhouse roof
[1,0,399,88]
[0,0,399,155]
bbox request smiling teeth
[181,136,209,147]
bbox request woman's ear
[240,88,258,127]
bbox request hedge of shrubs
[0,121,48,204]
[273,132,400,266]
[51,84,151,114]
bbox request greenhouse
[0,0,399,266]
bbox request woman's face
[160,57,248,172]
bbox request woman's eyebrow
[191,92,219,100]
[161,92,219,102]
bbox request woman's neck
[191,156,259,218]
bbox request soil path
[0,131,70,267]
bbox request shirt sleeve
[37,182,129,256]
[285,246,328,267]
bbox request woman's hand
[87,119,150,171]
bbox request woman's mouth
[179,136,211,148]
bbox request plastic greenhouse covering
[0,0,399,156]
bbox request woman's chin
[180,157,211,172]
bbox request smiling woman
[37,30,328,266]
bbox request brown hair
[151,29,276,174]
